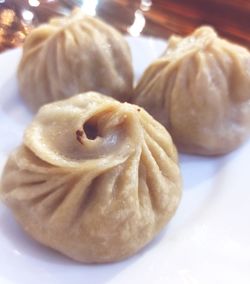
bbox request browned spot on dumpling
[76,129,84,144]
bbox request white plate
[0,37,250,284]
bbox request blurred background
[0,0,249,52]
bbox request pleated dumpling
[18,9,133,112]
[0,92,182,263]
[134,26,250,155]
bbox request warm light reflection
[10,31,26,46]
[127,10,146,37]
[22,9,34,23]
[0,9,15,26]
[0,27,5,45]
[81,0,99,16]
[28,0,40,7]
[140,0,152,12]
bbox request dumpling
[134,26,250,155]
[0,92,182,263]
[18,9,133,112]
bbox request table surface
[0,0,250,52]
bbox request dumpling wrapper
[18,9,133,112]
[0,92,182,263]
[134,26,250,155]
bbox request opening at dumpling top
[76,119,101,144]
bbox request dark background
[0,0,250,52]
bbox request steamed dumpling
[0,92,181,263]
[18,9,133,112]
[134,26,250,155]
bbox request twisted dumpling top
[24,92,178,169]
